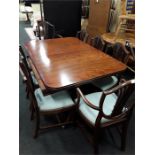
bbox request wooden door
[86,0,112,37]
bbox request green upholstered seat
[92,76,118,91]
[79,92,118,125]
[35,88,75,112]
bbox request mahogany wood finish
[19,59,36,118]
[19,45,33,98]
[24,37,127,93]
[20,55,77,139]
[90,36,106,52]
[76,79,135,154]
[112,42,130,65]
[76,29,89,43]
[36,20,63,40]
[27,58,46,92]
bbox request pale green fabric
[79,92,118,125]
[35,88,75,112]
[30,71,38,85]
[92,76,118,90]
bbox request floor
[19,4,135,154]
[19,2,88,38]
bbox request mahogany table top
[24,37,127,92]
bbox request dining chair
[19,59,77,138]
[89,37,118,91]
[76,79,135,154]
[19,46,27,82]
[19,45,38,85]
[19,45,38,98]
[92,42,130,91]
[90,36,106,52]
[36,20,63,40]
[125,41,135,72]
[76,29,89,43]
[111,42,130,64]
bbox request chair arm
[54,29,64,38]
[76,87,129,121]
[76,31,81,38]
[103,79,135,95]
[76,88,100,111]
[55,34,63,38]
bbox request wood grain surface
[24,37,126,91]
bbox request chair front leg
[93,128,99,154]
[121,121,129,151]
[30,105,35,121]
[26,89,29,99]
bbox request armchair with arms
[76,79,135,154]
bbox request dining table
[24,37,127,95]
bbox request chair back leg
[33,109,40,139]
[30,104,35,121]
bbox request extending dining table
[24,37,127,95]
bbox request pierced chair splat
[76,29,89,43]
[76,79,135,154]
[90,36,106,52]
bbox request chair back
[19,59,34,91]
[112,42,130,64]
[44,21,56,39]
[19,45,31,71]
[96,79,135,126]
[19,46,27,81]
[19,46,36,92]
[37,20,59,40]
[125,41,135,61]
[19,60,39,112]
[19,45,26,59]
[76,29,89,43]
[90,36,106,52]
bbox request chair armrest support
[76,88,100,111]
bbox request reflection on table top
[24,37,127,92]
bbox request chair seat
[30,71,38,85]
[35,88,75,112]
[79,92,118,126]
[92,76,118,90]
